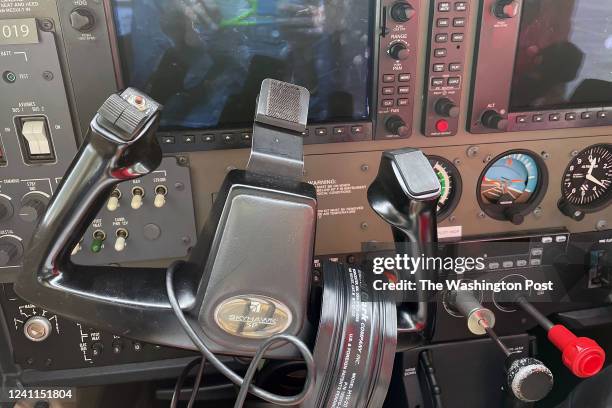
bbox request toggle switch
[17,117,55,163]
[106,189,121,212]
[91,230,106,253]
[131,187,144,209]
[114,229,128,252]
[154,185,167,208]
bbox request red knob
[548,325,605,378]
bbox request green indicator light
[91,239,103,253]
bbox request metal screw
[177,156,189,166]
[467,146,479,158]
[360,222,369,230]
[570,150,579,157]
[448,215,457,223]
[40,19,54,31]
[174,182,184,191]
[478,211,486,219]
[226,165,237,173]
[533,207,543,218]
[181,236,191,245]
[42,71,54,81]
[360,164,369,172]
[45,358,53,367]
[541,151,550,160]
[483,154,492,163]
[596,220,608,231]
[453,158,461,166]
[347,255,356,264]
[312,269,321,284]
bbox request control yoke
[368,149,441,336]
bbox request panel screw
[360,222,369,230]
[541,151,550,160]
[483,154,492,163]
[596,220,608,231]
[40,19,54,31]
[177,156,189,166]
[533,207,543,218]
[174,182,184,191]
[570,150,579,157]
[478,211,486,219]
[449,215,457,223]
[42,71,54,81]
[181,236,191,245]
[226,165,236,173]
[361,164,369,172]
[467,146,479,158]
[453,158,461,166]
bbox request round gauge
[428,156,462,221]
[477,150,548,224]
[561,144,612,212]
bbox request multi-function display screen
[510,0,612,112]
[112,0,374,130]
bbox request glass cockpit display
[510,0,612,112]
[112,0,374,130]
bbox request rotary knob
[23,316,52,342]
[0,235,24,267]
[385,115,410,137]
[0,195,14,222]
[388,42,409,61]
[507,357,554,402]
[391,2,416,22]
[481,110,508,130]
[19,192,50,223]
[70,7,96,32]
[494,0,520,19]
[435,98,460,118]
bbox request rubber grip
[548,324,605,378]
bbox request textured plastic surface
[548,324,605,378]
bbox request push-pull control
[448,289,554,403]
[515,296,605,378]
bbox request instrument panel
[0,0,610,388]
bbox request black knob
[481,110,508,130]
[506,357,554,403]
[494,0,520,19]
[19,192,49,223]
[435,98,460,118]
[70,7,96,32]
[385,115,410,137]
[0,236,24,267]
[391,2,416,22]
[0,195,14,222]
[558,199,585,221]
[388,42,409,61]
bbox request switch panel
[17,117,55,161]
[422,0,471,136]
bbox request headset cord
[166,261,316,407]
[170,356,206,408]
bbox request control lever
[515,296,606,378]
[368,148,440,336]
[449,290,554,403]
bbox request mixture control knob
[19,192,49,223]
[507,357,554,403]
[435,98,460,118]
[388,42,409,61]
[385,115,410,137]
[481,110,508,130]
[0,236,24,267]
[391,2,416,22]
[23,316,52,342]
[0,195,14,222]
[494,0,520,19]
[70,7,96,32]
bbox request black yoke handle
[15,89,199,349]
